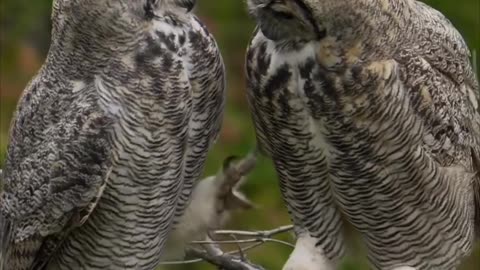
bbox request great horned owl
[0,0,225,269]
[245,0,480,269]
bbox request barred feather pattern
[0,0,225,269]
[246,0,480,269]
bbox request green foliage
[0,1,478,269]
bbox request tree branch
[159,225,294,269]
[212,225,294,238]
[185,247,265,270]
[158,148,295,269]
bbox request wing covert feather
[0,92,113,269]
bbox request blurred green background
[0,0,478,269]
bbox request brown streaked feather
[29,168,112,270]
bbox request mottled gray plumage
[245,0,480,269]
[0,0,225,269]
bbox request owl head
[47,0,195,75]
[247,0,326,42]
[50,0,194,42]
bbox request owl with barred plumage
[245,0,480,269]
[0,0,225,269]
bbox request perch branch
[158,148,295,269]
[213,225,294,238]
[159,225,295,268]
[185,246,266,270]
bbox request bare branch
[185,247,266,270]
[159,224,295,268]
[213,225,294,238]
[159,258,203,265]
[158,149,294,269]
[191,237,294,248]
[230,234,247,261]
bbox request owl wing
[406,2,480,234]
[0,97,113,270]
[171,16,226,222]
[328,39,480,243]
[330,49,480,239]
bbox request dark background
[0,1,478,269]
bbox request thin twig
[213,225,294,238]
[159,258,203,265]
[191,225,294,247]
[186,248,265,270]
[158,225,295,267]
[191,237,294,248]
[230,234,247,261]
[262,238,295,248]
[230,241,265,255]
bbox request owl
[0,0,225,269]
[245,0,480,269]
